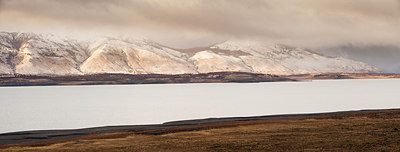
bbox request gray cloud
[318,45,400,73]
[0,0,399,49]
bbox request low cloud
[0,0,399,49]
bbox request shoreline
[0,72,399,87]
[1,108,399,148]
[0,72,293,87]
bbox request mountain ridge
[0,32,379,76]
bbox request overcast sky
[0,0,399,72]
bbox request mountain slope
[187,40,378,74]
[0,32,88,75]
[0,32,379,76]
[80,38,197,74]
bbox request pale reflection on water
[0,79,399,133]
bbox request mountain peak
[212,40,276,51]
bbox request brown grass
[1,110,400,152]
[286,73,400,80]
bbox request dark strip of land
[0,72,293,86]
[1,72,399,87]
[283,72,400,80]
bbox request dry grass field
[1,110,400,152]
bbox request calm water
[0,79,399,134]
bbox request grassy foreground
[1,110,400,152]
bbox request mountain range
[0,32,378,76]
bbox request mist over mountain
[1,0,398,74]
[318,45,400,73]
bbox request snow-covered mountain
[79,38,197,74]
[0,32,378,75]
[0,32,89,75]
[187,40,378,75]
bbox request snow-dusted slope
[80,38,197,74]
[0,33,15,74]
[190,51,252,73]
[188,40,378,74]
[0,32,88,75]
[0,32,379,76]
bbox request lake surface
[0,79,399,134]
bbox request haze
[0,0,399,73]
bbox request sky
[0,0,399,72]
